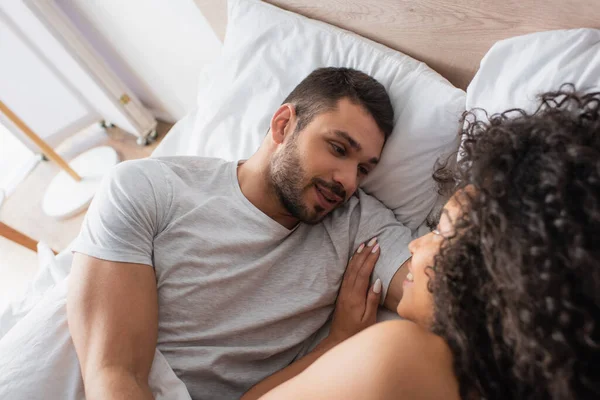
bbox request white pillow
[466,28,600,114]
[154,0,465,231]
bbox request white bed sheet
[0,242,192,399]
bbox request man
[68,67,412,399]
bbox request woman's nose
[408,237,419,254]
[408,231,431,254]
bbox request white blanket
[0,244,191,400]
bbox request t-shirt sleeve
[71,159,172,266]
[349,190,412,303]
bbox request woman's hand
[329,237,382,343]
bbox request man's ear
[269,104,296,145]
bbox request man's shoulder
[108,158,163,186]
[151,155,231,174]
[332,189,390,214]
[111,156,232,187]
[322,189,394,230]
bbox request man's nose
[333,167,358,198]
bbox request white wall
[0,1,100,149]
[58,0,222,122]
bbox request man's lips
[315,186,336,210]
[315,183,343,204]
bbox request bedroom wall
[57,0,222,122]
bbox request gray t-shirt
[72,156,411,399]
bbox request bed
[1,0,598,398]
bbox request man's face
[269,98,386,224]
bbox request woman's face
[396,193,464,326]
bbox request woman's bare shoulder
[351,320,457,379]
[359,319,440,345]
[264,320,460,400]
[334,320,459,399]
[368,319,450,352]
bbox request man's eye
[358,166,369,176]
[331,143,346,156]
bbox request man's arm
[67,253,158,400]
[383,258,410,312]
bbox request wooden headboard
[194,0,600,90]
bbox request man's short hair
[282,67,394,140]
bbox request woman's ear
[269,104,297,144]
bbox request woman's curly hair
[430,87,600,399]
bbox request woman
[245,88,600,399]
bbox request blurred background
[0,0,222,309]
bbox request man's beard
[268,135,345,225]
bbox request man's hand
[329,237,382,343]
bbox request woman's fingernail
[367,237,378,247]
[373,278,382,294]
[371,243,380,253]
[356,243,365,253]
